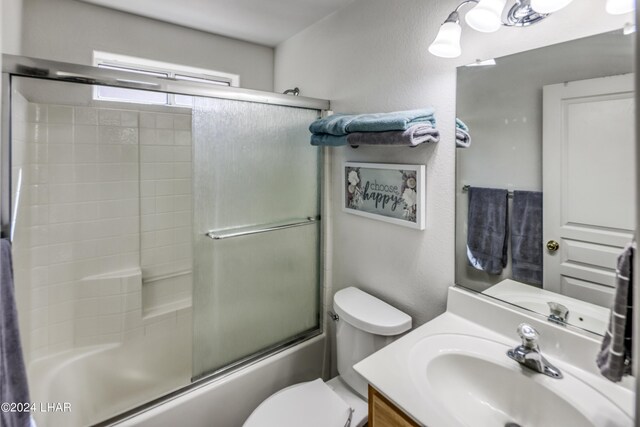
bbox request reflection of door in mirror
[543,74,635,307]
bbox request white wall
[1,0,22,54]
[274,0,631,329]
[18,0,274,91]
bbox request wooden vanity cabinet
[368,385,420,427]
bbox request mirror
[455,29,635,335]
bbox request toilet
[243,286,412,427]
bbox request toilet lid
[243,379,352,427]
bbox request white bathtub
[116,334,326,427]
[28,311,191,427]
[28,332,325,427]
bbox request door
[543,74,635,307]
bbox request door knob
[546,240,560,252]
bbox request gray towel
[466,187,509,275]
[456,129,471,148]
[0,239,31,427]
[511,191,543,286]
[597,242,635,382]
[346,124,440,147]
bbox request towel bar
[206,216,320,240]
[462,185,514,198]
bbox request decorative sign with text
[343,162,425,230]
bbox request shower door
[192,97,322,379]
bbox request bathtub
[27,261,325,427]
[28,309,191,427]
[28,330,325,427]
[116,334,326,427]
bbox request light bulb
[530,0,574,13]
[465,0,507,33]
[606,0,635,14]
[428,21,462,58]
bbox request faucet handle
[547,301,569,323]
[517,323,539,349]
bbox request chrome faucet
[547,301,569,326]
[283,87,300,96]
[507,323,563,379]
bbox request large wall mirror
[455,29,635,336]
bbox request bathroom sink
[408,334,632,427]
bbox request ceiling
[79,0,355,47]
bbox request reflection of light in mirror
[465,59,497,67]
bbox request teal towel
[456,118,469,132]
[310,134,349,146]
[309,108,436,136]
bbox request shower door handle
[206,217,320,240]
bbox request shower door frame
[1,54,330,426]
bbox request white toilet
[243,286,412,427]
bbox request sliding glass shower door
[5,59,324,425]
[192,97,321,379]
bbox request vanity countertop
[353,286,635,427]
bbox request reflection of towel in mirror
[456,118,469,132]
[1,239,32,427]
[456,129,471,148]
[597,242,635,382]
[466,187,509,275]
[511,191,543,286]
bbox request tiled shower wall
[13,99,193,361]
[11,91,33,360]
[139,112,193,312]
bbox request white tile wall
[12,102,194,361]
[139,112,193,280]
[11,91,34,362]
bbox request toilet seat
[243,379,353,427]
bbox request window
[93,51,240,107]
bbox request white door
[543,74,635,307]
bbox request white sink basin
[409,334,632,427]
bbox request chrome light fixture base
[504,0,548,27]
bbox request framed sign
[343,162,425,230]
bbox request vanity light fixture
[429,0,635,58]
[465,0,508,32]
[428,11,463,57]
[529,0,574,13]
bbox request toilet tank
[332,287,412,399]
